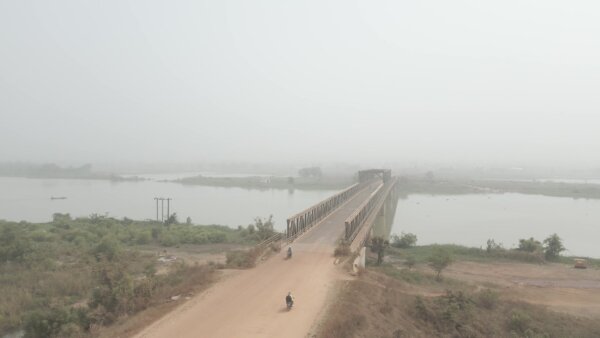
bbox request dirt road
[134,183,380,338]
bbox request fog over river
[2,177,599,258]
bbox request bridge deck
[135,181,383,338]
[293,181,382,250]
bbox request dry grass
[318,269,600,338]
[225,247,263,268]
[96,263,218,338]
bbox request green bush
[428,248,453,280]
[24,307,88,338]
[543,233,565,261]
[508,310,532,335]
[391,232,417,248]
[517,237,542,253]
[135,231,151,245]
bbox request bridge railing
[344,178,398,244]
[286,182,365,241]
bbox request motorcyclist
[286,291,294,309]
[287,246,292,258]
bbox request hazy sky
[1,0,599,167]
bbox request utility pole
[166,198,171,221]
[154,197,173,222]
[154,197,159,221]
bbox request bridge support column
[352,246,366,274]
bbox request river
[391,193,600,258]
[0,177,336,231]
[2,177,599,258]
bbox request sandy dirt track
[134,183,380,338]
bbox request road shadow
[278,307,289,313]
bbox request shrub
[517,237,542,253]
[207,232,227,243]
[159,233,179,247]
[24,307,69,338]
[226,248,260,268]
[477,289,499,309]
[391,232,417,248]
[135,231,151,245]
[486,239,503,253]
[428,248,453,280]
[92,238,121,261]
[414,296,430,320]
[24,307,88,338]
[404,255,416,269]
[508,310,532,335]
[334,241,351,257]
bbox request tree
[486,239,503,253]
[428,248,453,280]
[370,236,389,265]
[517,237,542,253]
[543,233,565,260]
[252,215,276,240]
[165,213,178,226]
[298,167,322,179]
[391,232,417,248]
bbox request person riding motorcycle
[286,291,294,309]
[287,246,292,259]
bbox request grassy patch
[387,244,600,269]
[388,244,549,265]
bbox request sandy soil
[133,183,381,338]
[444,261,600,318]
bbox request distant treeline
[397,176,600,199]
[475,179,600,199]
[0,162,142,181]
[174,174,352,190]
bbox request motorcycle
[286,247,292,259]
[286,299,294,310]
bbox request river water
[0,177,336,231]
[391,193,600,258]
[2,177,599,258]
